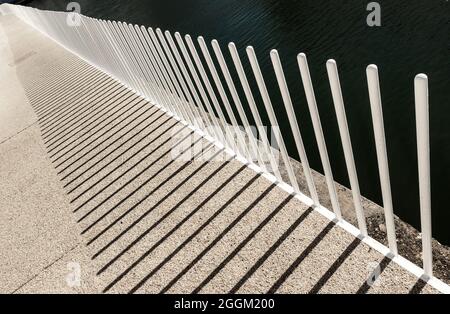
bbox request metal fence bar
[297,53,342,220]
[366,64,398,255]
[246,46,301,193]
[211,40,267,171]
[128,24,162,105]
[164,31,208,132]
[142,26,183,117]
[185,35,236,151]
[120,23,154,100]
[118,22,153,100]
[173,32,223,143]
[415,73,433,277]
[228,43,282,179]
[156,29,202,130]
[175,33,227,147]
[148,27,193,123]
[110,21,147,96]
[89,19,123,83]
[135,26,175,112]
[326,59,367,235]
[270,49,319,205]
[99,20,137,92]
[197,36,249,159]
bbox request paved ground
[0,14,439,294]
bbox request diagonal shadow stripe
[79,139,212,231]
[192,194,295,294]
[48,93,140,158]
[356,255,391,294]
[39,77,120,130]
[62,113,170,186]
[409,278,428,294]
[89,147,227,250]
[44,88,135,152]
[308,238,361,294]
[35,71,108,121]
[27,61,94,106]
[75,133,202,222]
[29,63,98,110]
[42,82,127,142]
[267,221,335,294]
[35,69,106,118]
[93,150,231,271]
[156,183,277,295]
[39,73,114,129]
[228,207,314,294]
[29,62,94,99]
[70,122,185,205]
[56,104,158,171]
[53,99,149,169]
[102,171,261,293]
[27,59,93,96]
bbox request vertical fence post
[185,34,236,152]
[415,73,433,277]
[211,40,267,171]
[228,43,282,179]
[174,32,224,143]
[246,46,301,193]
[164,31,208,131]
[197,36,249,159]
[270,50,319,205]
[157,29,203,130]
[326,59,367,236]
[297,53,342,220]
[366,65,398,255]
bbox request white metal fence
[1,3,447,292]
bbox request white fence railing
[1,3,448,292]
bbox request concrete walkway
[0,14,438,294]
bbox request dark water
[27,0,450,244]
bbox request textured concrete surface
[0,14,440,294]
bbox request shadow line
[228,207,314,294]
[63,113,171,186]
[156,182,276,295]
[70,122,185,207]
[31,64,99,111]
[39,74,114,130]
[409,278,428,294]
[46,90,146,151]
[45,89,135,153]
[42,82,127,141]
[36,69,106,119]
[79,139,211,231]
[56,104,158,172]
[356,255,391,294]
[308,238,361,294]
[267,221,335,294]
[28,61,94,108]
[48,93,139,159]
[102,171,260,293]
[94,151,231,273]
[192,194,295,294]
[76,133,201,223]
[90,146,226,252]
